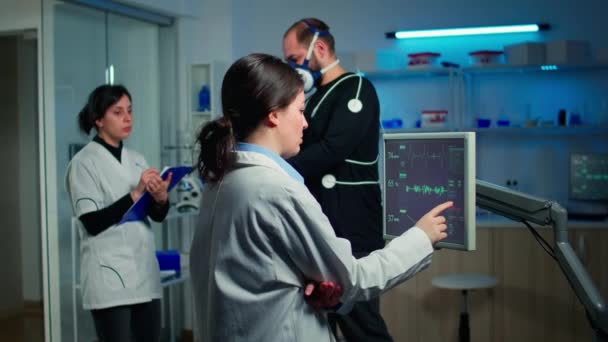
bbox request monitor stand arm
[476,179,607,341]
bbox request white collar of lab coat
[233,150,304,184]
[235,143,304,183]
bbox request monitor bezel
[382,132,476,251]
[569,152,608,201]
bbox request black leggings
[91,299,161,342]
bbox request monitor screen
[570,153,608,201]
[382,132,476,251]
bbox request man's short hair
[284,18,335,54]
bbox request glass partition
[41,1,181,340]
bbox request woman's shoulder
[120,147,148,170]
[123,146,145,161]
[70,142,98,165]
[229,162,298,192]
[238,165,315,206]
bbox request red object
[422,110,448,124]
[408,52,441,66]
[469,50,504,65]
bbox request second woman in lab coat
[189,53,452,342]
[66,84,171,342]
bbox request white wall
[0,0,39,33]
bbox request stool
[431,273,497,342]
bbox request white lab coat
[190,150,433,342]
[65,141,161,310]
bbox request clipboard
[119,165,194,224]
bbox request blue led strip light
[386,23,549,39]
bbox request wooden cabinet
[491,228,576,342]
[381,226,608,342]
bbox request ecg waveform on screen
[404,184,447,196]
[389,143,464,172]
[395,143,448,169]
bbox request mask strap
[302,19,330,37]
[305,32,319,61]
[321,59,340,74]
[302,20,330,66]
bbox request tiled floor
[0,313,44,342]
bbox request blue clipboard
[119,165,194,224]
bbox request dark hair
[284,18,335,54]
[196,53,303,183]
[77,84,132,135]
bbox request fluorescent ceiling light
[386,23,550,39]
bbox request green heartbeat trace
[404,184,447,196]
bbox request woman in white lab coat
[65,85,172,342]
[189,53,452,342]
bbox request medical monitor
[569,153,608,201]
[382,132,476,251]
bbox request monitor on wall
[570,153,608,201]
[382,132,476,251]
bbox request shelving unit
[188,61,227,139]
[382,127,457,133]
[368,63,608,131]
[461,63,608,75]
[374,62,608,219]
[382,125,608,135]
[460,63,608,129]
[366,67,464,130]
[465,125,608,135]
[364,67,456,79]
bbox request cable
[522,220,557,261]
[310,74,362,118]
[345,155,378,165]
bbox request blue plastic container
[156,250,181,275]
[497,119,510,127]
[381,118,403,129]
[476,118,491,128]
[198,85,210,112]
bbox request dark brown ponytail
[196,117,235,182]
